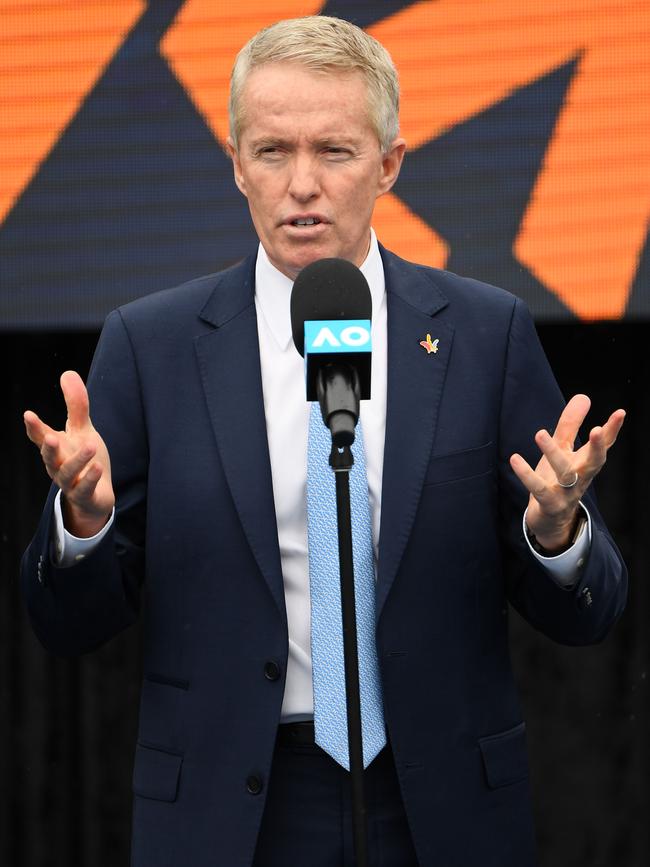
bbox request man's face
[227,63,405,281]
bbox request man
[21,15,626,867]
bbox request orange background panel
[161,1,323,147]
[515,4,650,319]
[1,0,648,322]
[373,193,448,270]
[371,0,649,319]
[0,0,145,223]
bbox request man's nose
[287,155,320,201]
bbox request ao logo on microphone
[304,319,372,355]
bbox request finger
[50,443,97,490]
[585,425,607,469]
[598,408,626,449]
[509,453,551,501]
[69,461,104,502]
[577,412,626,477]
[534,429,580,486]
[551,393,591,448]
[60,370,91,432]
[24,410,55,448]
[39,433,69,476]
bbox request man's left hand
[510,394,626,553]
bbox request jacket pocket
[132,743,183,802]
[423,441,495,487]
[478,722,529,789]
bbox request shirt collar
[254,228,385,352]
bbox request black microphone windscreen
[290,258,372,357]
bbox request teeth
[293,218,320,226]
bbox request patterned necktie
[306,401,386,769]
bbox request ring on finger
[557,471,579,489]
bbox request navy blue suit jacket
[21,247,627,866]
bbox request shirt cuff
[52,489,115,567]
[523,501,591,590]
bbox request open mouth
[291,217,321,227]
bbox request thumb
[60,370,91,431]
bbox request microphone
[290,258,372,447]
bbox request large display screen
[1,0,648,328]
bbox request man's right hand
[24,370,115,538]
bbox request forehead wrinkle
[237,64,379,150]
[243,107,374,150]
[247,132,367,149]
[246,101,360,129]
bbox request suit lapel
[194,256,286,620]
[376,249,454,621]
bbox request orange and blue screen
[1,1,648,326]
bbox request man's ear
[377,137,407,197]
[226,136,247,197]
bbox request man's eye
[255,147,282,159]
[324,147,352,159]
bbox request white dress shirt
[53,230,590,721]
[252,232,387,719]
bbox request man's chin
[273,247,337,282]
[267,234,366,280]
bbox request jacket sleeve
[20,309,148,656]
[497,299,627,645]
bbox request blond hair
[229,16,400,154]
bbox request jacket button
[580,587,593,608]
[264,661,281,681]
[246,775,263,795]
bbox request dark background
[1,320,648,866]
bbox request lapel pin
[419,333,439,354]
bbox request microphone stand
[317,366,369,867]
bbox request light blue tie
[307,401,386,769]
